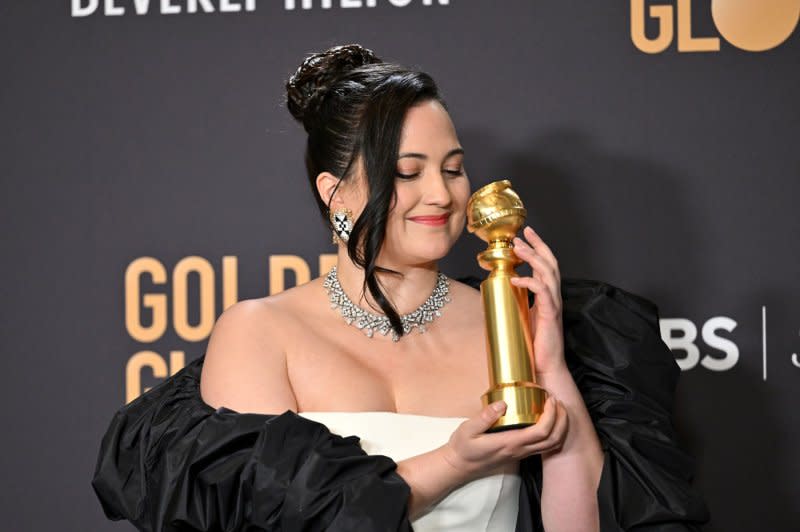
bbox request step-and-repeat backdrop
[2,1,798,530]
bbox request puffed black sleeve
[91,356,413,532]
[511,278,710,532]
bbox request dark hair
[285,44,444,339]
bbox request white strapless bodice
[298,412,520,532]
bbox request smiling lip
[408,214,450,226]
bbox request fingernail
[491,400,507,413]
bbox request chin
[407,240,455,263]
[382,228,460,265]
[381,240,450,266]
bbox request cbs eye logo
[631,0,800,53]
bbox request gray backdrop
[1,1,798,530]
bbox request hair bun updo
[285,45,442,339]
[286,44,382,126]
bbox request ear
[316,171,343,208]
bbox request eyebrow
[398,148,465,160]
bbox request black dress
[92,278,710,531]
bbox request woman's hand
[509,226,567,376]
[397,398,568,518]
[441,398,569,480]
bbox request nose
[422,171,453,208]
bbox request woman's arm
[200,299,299,413]
[508,226,602,531]
[394,403,506,520]
[395,440,468,519]
[537,368,604,532]
[399,396,569,521]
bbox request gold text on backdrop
[631,0,800,53]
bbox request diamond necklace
[323,265,451,342]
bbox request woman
[93,44,709,531]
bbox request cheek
[385,207,408,242]
[392,188,416,212]
[452,182,471,230]
[386,191,414,229]
[453,181,471,211]
[450,211,467,237]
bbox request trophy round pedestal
[483,382,549,432]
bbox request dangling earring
[330,207,353,244]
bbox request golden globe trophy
[467,180,549,432]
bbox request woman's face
[379,99,470,267]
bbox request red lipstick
[408,214,450,226]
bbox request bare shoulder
[200,282,321,414]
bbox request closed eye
[396,172,420,180]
